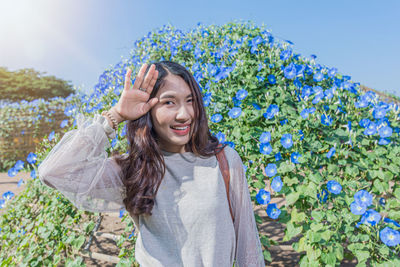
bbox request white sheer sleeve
[225,146,265,267]
[38,112,126,213]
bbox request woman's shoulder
[222,145,243,165]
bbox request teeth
[172,126,188,130]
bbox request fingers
[147,68,159,96]
[139,64,157,92]
[143,98,159,113]
[124,68,132,91]
[131,64,149,91]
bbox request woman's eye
[165,99,192,105]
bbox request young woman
[38,61,264,267]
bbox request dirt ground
[1,172,357,266]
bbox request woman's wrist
[102,108,124,130]
[109,107,125,124]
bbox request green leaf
[335,244,344,261]
[321,252,336,265]
[284,221,302,241]
[394,188,400,200]
[286,192,300,206]
[327,164,339,174]
[291,208,307,223]
[354,250,370,263]
[373,180,386,194]
[278,161,295,174]
[263,249,272,262]
[311,210,324,222]
[310,222,323,232]
[254,180,265,189]
[321,230,333,241]
[71,236,86,250]
[309,172,322,184]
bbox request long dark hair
[114,61,227,217]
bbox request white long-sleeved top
[38,112,265,267]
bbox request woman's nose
[176,104,191,120]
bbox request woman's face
[150,73,195,153]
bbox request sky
[0,0,399,97]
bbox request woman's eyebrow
[160,93,193,99]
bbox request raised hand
[112,63,159,122]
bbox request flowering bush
[1,21,400,266]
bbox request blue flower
[317,189,328,203]
[300,109,309,119]
[327,180,342,194]
[259,143,273,155]
[378,138,391,145]
[293,78,302,89]
[379,198,386,207]
[216,131,225,143]
[280,49,292,61]
[0,199,5,209]
[326,147,336,159]
[203,92,212,107]
[17,178,24,187]
[373,108,387,119]
[280,119,288,125]
[359,118,371,128]
[60,119,69,128]
[266,203,281,219]
[2,191,15,200]
[302,85,312,99]
[376,117,390,128]
[283,63,296,79]
[27,152,37,164]
[380,227,400,247]
[291,152,301,164]
[313,72,324,82]
[252,103,261,110]
[48,131,55,141]
[267,74,276,84]
[265,163,277,177]
[328,68,337,77]
[263,104,279,119]
[235,89,248,101]
[281,134,293,149]
[358,209,381,227]
[119,209,125,218]
[211,113,223,123]
[275,152,282,161]
[379,125,392,138]
[354,190,373,207]
[14,160,24,171]
[228,107,242,119]
[271,176,283,192]
[7,167,17,177]
[298,130,304,141]
[350,201,367,215]
[308,107,316,114]
[30,169,37,179]
[256,189,271,205]
[324,89,334,99]
[260,132,271,143]
[232,96,242,107]
[347,121,352,132]
[321,114,333,126]
[364,122,377,135]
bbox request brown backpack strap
[215,144,234,224]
